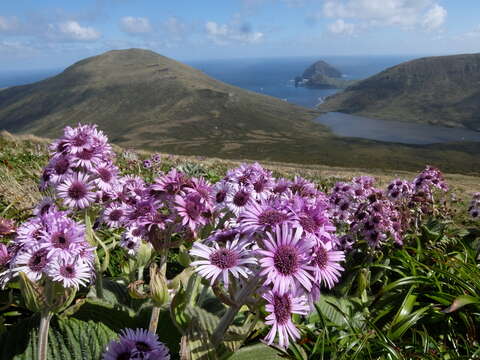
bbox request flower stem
[38,311,53,360]
[149,306,161,333]
[211,274,259,347]
[95,260,104,299]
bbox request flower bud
[18,272,43,313]
[128,280,148,299]
[177,246,191,267]
[149,264,169,307]
[136,242,152,268]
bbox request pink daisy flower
[175,193,208,232]
[239,200,295,233]
[311,241,345,289]
[190,238,256,287]
[47,255,92,289]
[258,224,314,294]
[226,184,254,216]
[263,290,309,348]
[12,246,50,281]
[93,163,119,192]
[57,172,96,209]
[102,203,126,228]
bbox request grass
[1,130,478,216]
[1,49,480,174]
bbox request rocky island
[295,60,355,89]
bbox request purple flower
[211,180,231,211]
[151,153,162,163]
[12,246,50,281]
[0,244,10,267]
[33,197,58,217]
[311,240,344,289]
[272,178,292,196]
[226,184,254,216]
[93,163,119,192]
[103,203,126,228]
[39,215,85,259]
[263,290,309,348]
[143,160,152,169]
[190,238,256,287]
[151,169,187,196]
[103,328,170,360]
[0,218,15,237]
[258,224,314,294]
[102,340,133,360]
[47,255,91,289]
[469,192,480,218]
[175,193,208,233]
[48,155,73,184]
[290,176,317,198]
[386,179,413,201]
[239,200,294,233]
[120,226,143,256]
[57,172,96,209]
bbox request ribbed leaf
[229,344,283,360]
[0,315,116,360]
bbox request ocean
[187,55,413,108]
[0,56,412,108]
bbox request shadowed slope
[0,49,323,149]
[319,53,480,130]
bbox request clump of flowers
[468,193,480,218]
[41,123,119,209]
[329,166,449,251]
[189,163,345,347]
[1,206,94,289]
[99,167,215,256]
[103,328,170,360]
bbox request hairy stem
[149,306,161,333]
[38,311,53,360]
[95,260,104,299]
[211,274,260,347]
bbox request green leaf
[390,287,416,327]
[18,272,43,313]
[228,343,283,360]
[443,295,480,313]
[0,315,116,360]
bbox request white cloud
[120,16,152,34]
[323,0,446,30]
[0,16,19,32]
[205,21,264,45]
[56,21,101,41]
[164,17,188,40]
[422,4,447,31]
[328,19,356,36]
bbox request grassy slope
[1,131,478,218]
[0,49,479,174]
[0,49,324,150]
[319,53,480,130]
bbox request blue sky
[0,0,479,70]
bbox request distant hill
[0,49,323,151]
[1,49,480,174]
[319,53,480,130]
[295,60,354,89]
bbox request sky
[0,0,479,70]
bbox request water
[187,56,411,108]
[1,56,409,107]
[0,69,62,88]
[3,55,477,145]
[315,112,480,144]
